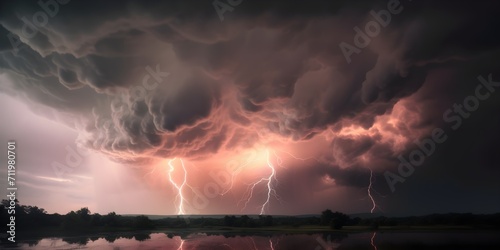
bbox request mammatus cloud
[1,0,500,197]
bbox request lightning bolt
[276,149,318,162]
[368,168,377,214]
[221,156,257,196]
[269,237,282,250]
[220,168,240,196]
[370,232,378,250]
[176,237,185,250]
[269,238,275,250]
[261,150,278,215]
[220,243,234,250]
[247,238,279,250]
[368,170,379,250]
[241,149,280,215]
[168,158,188,215]
[249,238,258,250]
[163,148,319,216]
[239,149,320,214]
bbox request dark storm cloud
[1,0,500,185]
[332,135,374,163]
[0,25,12,51]
[321,163,373,189]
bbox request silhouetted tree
[102,212,121,227]
[133,215,154,229]
[62,211,85,230]
[321,209,334,225]
[224,215,237,227]
[134,233,151,241]
[91,213,102,227]
[76,207,91,222]
[259,215,274,226]
[104,234,118,243]
[321,209,349,229]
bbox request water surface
[6,231,500,249]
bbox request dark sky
[0,0,499,216]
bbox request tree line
[2,200,499,232]
[1,199,154,232]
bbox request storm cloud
[1,0,500,213]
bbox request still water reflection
[6,231,500,249]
